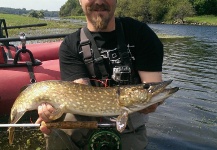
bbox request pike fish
[8,80,179,145]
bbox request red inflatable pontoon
[2,41,61,61]
[0,41,62,115]
[0,19,69,116]
[0,59,61,115]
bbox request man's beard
[92,14,110,30]
[87,4,111,30]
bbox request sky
[0,0,68,11]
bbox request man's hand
[35,103,55,135]
[139,101,163,114]
[35,79,89,135]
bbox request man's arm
[138,71,163,114]
[138,71,162,83]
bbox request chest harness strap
[80,27,108,79]
[80,18,133,83]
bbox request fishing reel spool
[88,128,122,150]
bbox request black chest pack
[79,18,139,86]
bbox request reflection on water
[146,24,217,150]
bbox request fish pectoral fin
[49,108,64,120]
[49,104,66,120]
[116,110,129,133]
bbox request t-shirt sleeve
[135,23,163,71]
[122,17,163,72]
[59,32,89,81]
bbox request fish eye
[143,84,150,89]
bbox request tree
[191,0,217,15]
[59,0,75,17]
[149,0,167,22]
[38,11,45,18]
[58,0,215,22]
[28,10,45,18]
[29,11,39,18]
[165,0,195,23]
[116,0,150,22]
[59,0,82,17]
[129,0,150,22]
[115,0,131,17]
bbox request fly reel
[88,129,122,150]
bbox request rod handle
[41,121,98,129]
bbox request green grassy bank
[185,15,217,26]
[0,13,81,37]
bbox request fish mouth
[166,87,179,94]
[144,80,179,96]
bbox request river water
[146,24,217,150]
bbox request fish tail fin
[7,111,26,145]
[8,127,15,145]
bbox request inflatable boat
[0,19,68,115]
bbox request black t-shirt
[59,17,163,81]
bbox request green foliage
[28,11,45,18]
[116,0,150,22]
[0,7,59,17]
[115,0,130,17]
[2,0,215,24]
[116,0,197,23]
[130,0,150,22]
[58,0,217,23]
[149,0,167,22]
[165,0,195,23]
[191,0,217,15]
[59,0,83,17]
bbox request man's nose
[94,0,105,5]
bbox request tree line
[1,0,216,23]
[0,7,59,17]
[59,0,217,23]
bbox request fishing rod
[0,121,116,129]
[1,121,121,149]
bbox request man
[36,0,163,149]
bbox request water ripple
[147,24,217,149]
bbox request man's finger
[40,124,52,135]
